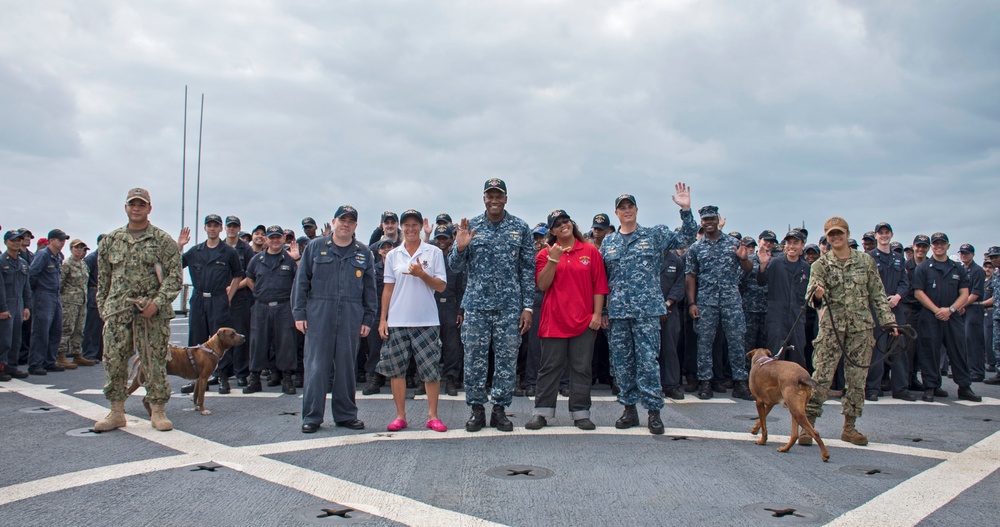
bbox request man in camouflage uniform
[601,184,697,435]
[58,239,96,367]
[94,188,182,432]
[804,217,897,446]
[450,178,534,432]
[742,231,775,353]
[984,247,1000,384]
[685,206,753,401]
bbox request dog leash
[773,292,816,361]
[821,301,917,369]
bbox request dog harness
[754,355,776,367]
[179,344,222,373]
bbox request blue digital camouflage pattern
[462,309,521,407]
[695,304,747,381]
[448,212,534,311]
[600,211,697,319]
[607,317,664,410]
[741,253,768,313]
[685,234,743,307]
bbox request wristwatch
[949,306,957,313]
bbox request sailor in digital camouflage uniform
[804,216,898,446]
[449,178,534,433]
[58,239,96,367]
[601,184,698,434]
[742,231,775,353]
[684,205,753,401]
[984,247,1000,385]
[94,188,183,432]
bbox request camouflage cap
[823,216,849,236]
[698,205,720,219]
[125,187,151,204]
[984,246,1000,257]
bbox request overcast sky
[3,1,998,258]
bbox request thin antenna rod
[181,86,188,231]
[194,93,205,244]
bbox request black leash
[822,300,917,369]
[773,291,816,361]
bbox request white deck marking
[353,392,737,404]
[73,388,283,399]
[953,396,1000,406]
[824,429,1000,527]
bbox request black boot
[491,405,513,432]
[445,376,458,397]
[294,372,304,388]
[267,370,282,387]
[281,372,296,395]
[237,376,248,388]
[647,410,665,435]
[732,381,754,401]
[243,372,262,394]
[414,383,427,396]
[362,373,381,395]
[615,404,639,429]
[465,404,486,432]
[697,381,713,400]
[683,374,698,393]
[180,381,196,394]
[218,376,231,394]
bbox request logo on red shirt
[579,255,590,266]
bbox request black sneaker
[865,391,879,402]
[180,381,195,394]
[28,367,47,376]
[444,376,458,397]
[957,386,982,402]
[891,391,917,401]
[524,415,547,430]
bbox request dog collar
[197,344,222,360]
[754,356,776,367]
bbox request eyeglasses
[553,218,572,228]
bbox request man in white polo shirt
[377,209,449,432]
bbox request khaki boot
[56,352,79,370]
[841,415,868,446]
[799,415,816,445]
[74,355,97,367]
[94,401,127,431]
[150,404,173,431]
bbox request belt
[264,299,289,307]
[197,290,227,298]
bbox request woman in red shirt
[525,210,609,430]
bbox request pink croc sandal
[425,419,448,432]
[387,419,408,432]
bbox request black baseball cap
[742,236,757,247]
[804,244,820,254]
[399,209,422,224]
[874,222,892,233]
[848,239,858,249]
[891,242,903,253]
[265,225,284,238]
[433,225,453,239]
[729,231,742,240]
[4,229,23,242]
[759,230,778,242]
[959,243,975,254]
[47,229,69,241]
[484,178,507,195]
[862,231,876,242]
[225,215,241,227]
[930,232,949,244]
[204,214,223,225]
[302,217,317,228]
[546,209,571,230]
[380,211,398,223]
[912,234,930,247]
[784,230,806,243]
[336,205,359,220]
[436,213,452,224]
[592,213,611,230]
[252,224,266,234]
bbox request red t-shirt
[535,239,610,338]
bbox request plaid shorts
[376,326,442,382]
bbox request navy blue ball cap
[784,230,806,243]
[296,236,310,245]
[4,229,23,242]
[891,241,904,253]
[930,232,949,244]
[225,215,241,227]
[335,205,359,220]
[204,214,223,225]
[698,205,719,219]
[804,244,820,254]
[252,224,266,234]
[912,234,930,246]
[874,222,892,233]
[848,239,858,249]
[301,217,317,228]
[400,209,422,224]
[380,211,398,223]
[742,236,757,247]
[614,193,636,208]
[546,209,571,230]
[958,243,975,254]
[265,225,284,238]
[759,230,777,242]
[433,225,453,239]
[728,231,742,241]
[862,231,876,242]
[484,178,507,195]
[436,213,452,224]
[47,229,69,241]
[592,213,611,229]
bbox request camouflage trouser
[102,315,172,404]
[744,311,767,352]
[462,309,520,408]
[695,304,747,381]
[608,317,663,411]
[58,302,86,357]
[807,326,874,418]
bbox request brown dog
[127,327,245,416]
[746,348,830,462]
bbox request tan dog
[746,348,830,462]
[127,328,245,416]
